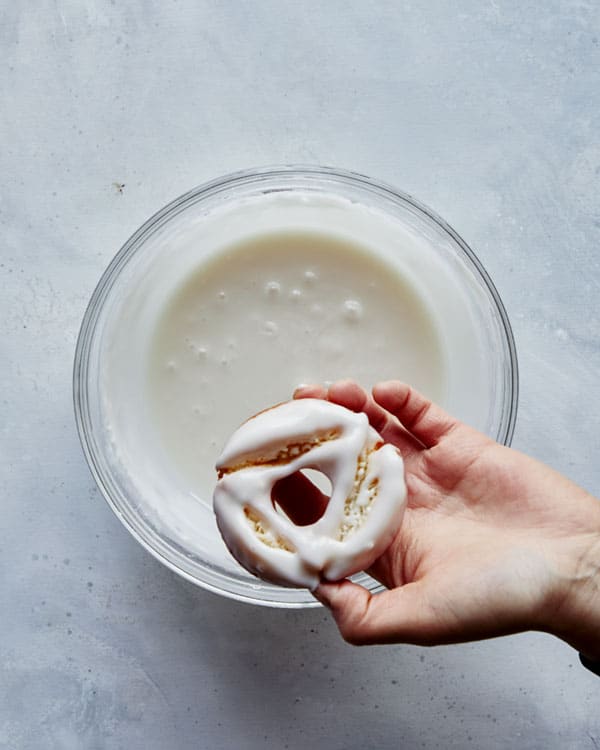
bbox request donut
[213,398,407,589]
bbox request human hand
[284,380,600,658]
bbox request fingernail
[294,384,317,398]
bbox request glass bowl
[73,166,518,607]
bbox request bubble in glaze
[290,289,302,301]
[343,299,363,322]
[262,320,278,336]
[303,270,317,284]
[265,281,281,297]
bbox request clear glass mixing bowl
[73,166,518,607]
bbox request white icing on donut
[213,399,407,589]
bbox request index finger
[372,381,459,448]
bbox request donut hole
[271,469,332,527]
[301,469,333,497]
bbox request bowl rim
[73,164,519,607]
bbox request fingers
[313,579,441,646]
[326,380,396,436]
[372,381,459,448]
[295,380,423,457]
[295,381,393,433]
[272,472,329,526]
[295,380,423,456]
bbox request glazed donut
[213,398,407,589]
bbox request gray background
[2,1,599,748]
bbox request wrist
[542,521,600,659]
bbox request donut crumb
[244,507,295,552]
[338,452,379,541]
[218,430,341,477]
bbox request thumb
[313,579,440,646]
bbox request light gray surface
[2,2,599,748]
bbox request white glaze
[146,229,445,502]
[213,399,407,588]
